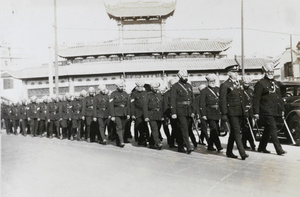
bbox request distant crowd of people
[1,63,287,160]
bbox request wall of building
[20,70,263,99]
[0,77,25,102]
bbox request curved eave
[104,0,176,18]
[58,40,233,58]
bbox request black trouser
[95,117,109,142]
[226,116,246,157]
[85,116,93,140]
[123,118,132,141]
[89,121,98,142]
[4,118,12,134]
[20,119,28,135]
[114,117,129,145]
[258,115,284,154]
[38,120,47,136]
[148,120,162,146]
[242,118,256,149]
[207,119,222,150]
[61,119,72,139]
[48,119,59,137]
[29,118,39,136]
[134,117,147,143]
[200,119,209,143]
[188,121,197,147]
[177,115,193,150]
[11,119,19,134]
[162,119,172,145]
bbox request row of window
[26,72,258,86]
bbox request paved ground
[1,131,300,197]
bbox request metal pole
[54,0,59,96]
[241,0,245,77]
[48,46,53,97]
[290,34,293,63]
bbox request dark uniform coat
[219,79,246,117]
[27,102,39,119]
[18,104,28,120]
[10,105,19,120]
[38,102,48,120]
[131,91,146,118]
[82,96,94,117]
[93,93,110,118]
[199,87,221,120]
[143,92,163,121]
[253,77,284,116]
[59,100,72,120]
[109,91,130,117]
[47,101,60,120]
[72,99,83,120]
[170,81,194,116]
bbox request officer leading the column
[253,63,286,155]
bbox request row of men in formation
[1,63,286,160]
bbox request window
[284,62,293,77]
[3,79,13,89]
[95,78,99,81]
[86,79,91,81]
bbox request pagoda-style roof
[104,0,177,19]
[4,58,271,80]
[59,40,232,58]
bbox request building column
[69,77,74,94]
[161,18,166,44]
[118,21,123,45]
[22,81,28,99]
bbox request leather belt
[114,104,125,107]
[177,101,191,105]
[208,104,219,109]
[98,107,107,110]
[149,108,160,111]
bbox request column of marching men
[1,63,287,160]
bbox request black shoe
[169,144,178,148]
[156,143,163,150]
[244,146,251,150]
[207,147,216,151]
[99,140,107,145]
[241,154,249,160]
[258,149,271,153]
[217,147,224,152]
[124,139,130,143]
[177,147,186,153]
[187,148,194,154]
[117,143,125,148]
[277,150,287,155]
[251,147,256,151]
[226,153,238,159]
[138,141,147,147]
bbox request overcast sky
[1,0,300,67]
